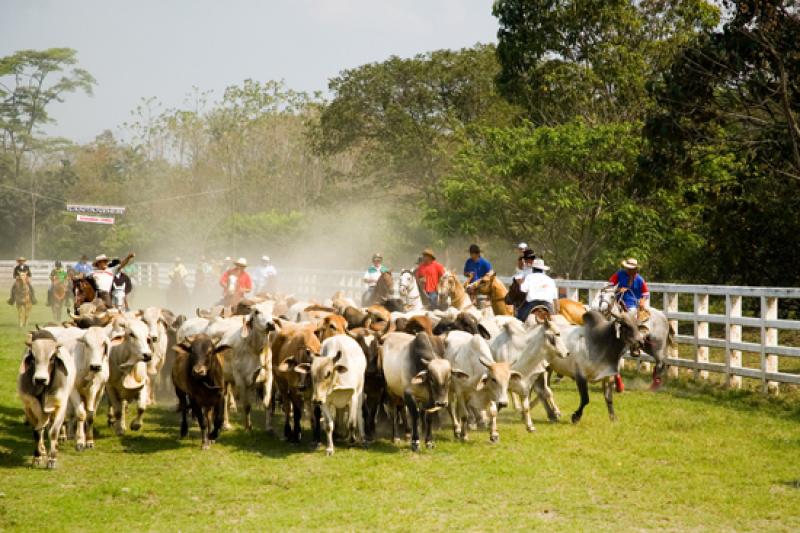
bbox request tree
[0,48,95,257]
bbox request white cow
[106,317,153,435]
[17,330,76,468]
[443,331,520,442]
[138,307,170,405]
[294,334,366,456]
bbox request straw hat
[16,256,26,262]
[532,258,550,271]
[93,254,109,266]
[234,257,248,267]
[621,258,639,270]
[421,248,435,259]
[372,252,383,261]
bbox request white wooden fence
[5,261,799,393]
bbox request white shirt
[520,272,557,303]
[252,264,277,292]
[91,268,115,292]
[514,267,532,280]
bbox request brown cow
[558,298,587,325]
[315,314,348,341]
[271,324,322,443]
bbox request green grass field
[1,303,799,532]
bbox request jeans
[426,291,439,310]
[516,299,553,322]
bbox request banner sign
[67,204,126,215]
[76,214,115,225]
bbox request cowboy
[169,257,188,285]
[362,253,388,305]
[73,254,92,276]
[253,255,278,295]
[515,242,530,275]
[112,269,133,311]
[8,256,37,305]
[463,244,493,292]
[609,258,650,317]
[47,260,68,306]
[90,253,135,307]
[219,257,252,304]
[517,258,559,322]
[416,248,446,309]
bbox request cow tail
[667,323,677,349]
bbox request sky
[0,0,499,143]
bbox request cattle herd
[17,282,672,468]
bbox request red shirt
[220,269,253,294]
[417,261,445,293]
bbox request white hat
[517,242,528,250]
[261,255,270,262]
[621,258,639,270]
[234,257,248,267]
[532,259,550,271]
[224,256,232,262]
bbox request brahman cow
[172,334,226,449]
[381,332,467,451]
[294,334,366,455]
[18,330,76,468]
[106,317,153,435]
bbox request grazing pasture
[0,304,799,531]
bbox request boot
[614,374,625,393]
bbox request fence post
[665,292,679,379]
[726,294,742,389]
[566,287,579,301]
[588,288,599,307]
[762,296,779,395]
[694,293,709,381]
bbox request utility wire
[0,182,65,203]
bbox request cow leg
[70,389,87,451]
[222,382,233,430]
[26,404,47,466]
[604,378,616,421]
[390,403,402,443]
[86,384,104,449]
[532,373,561,422]
[178,393,189,438]
[488,401,500,443]
[106,393,116,427]
[354,393,366,447]
[47,406,68,469]
[311,403,322,447]
[404,393,420,452]
[192,401,209,450]
[424,411,435,449]
[447,389,462,440]
[33,426,46,467]
[320,404,335,456]
[107,389,125,436]
[458,398,470,441]
[291,397,303,443]
[571,372,590,424]
[281,396,292,441]
[85,409,96,448]
[130,390,147,431]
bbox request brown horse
[364,271,403,312]
[51,279,68,322]
[12,273,32,328]
[72,277,96,313]
[474,273,513,316]
[437,270,473,311]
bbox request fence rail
[5,261,799,393]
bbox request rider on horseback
[517,258,559,322]
[362,253,388,306]
[90,253,135,307]
[47,260,68,306]
[609,257,650,318]
[8,257,37,305]
[463,244,493,300]
[219,257,252,306]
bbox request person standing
[416,248,446,309]
[8,257,37,305]
[517,258,559,322]
[362,253,389,306]
[219,257,252,306]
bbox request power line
[126,186,234,207]
[0,182,65,203]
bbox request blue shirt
[74,262,92,275]
[609,270,650,310]
[463,256,492,281]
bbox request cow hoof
[425,441,434,449]
[326,448,334,456]
[75,443,85,452]
[130,421,141,431]
[460,433,469,442]
[115,428,125,437]
[223,423,233,431]
[609,415,617,422]
[46,459,56,469]
[32,456,43,467]
[86,441,95,449]
[526,425,536,433]
[489,434,499,443]
[411,440,420,452]
[571,412,581,424]
[201,442,210,450]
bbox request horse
[398,270,425,312]
[72,276,96,313]
[474,273,513,316]
[12,273,32,328]
[364,271,403,312]
[437,270,474,312]
[591,284,676,390]
[50,278,68,322]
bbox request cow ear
[173,343,190,356]
[293,363,311,375]
[410,370,428,385]
[277,357,296,373]
[110,334,125,347]
[452,369,470,380]
[475,374,488,391]
[53,349,69,376]
[509,371,523,382]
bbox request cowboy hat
[234,257,248,267]
[517,242,528,250]
[621,258,639,270]
[93,254,110,266]
[521,249,536,260]
[372,252,383,261]
[421,248,435,259]
[532,258,550,271]
[261,255,271,262]
[16,256,26,262]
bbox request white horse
[398,270,425,312]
